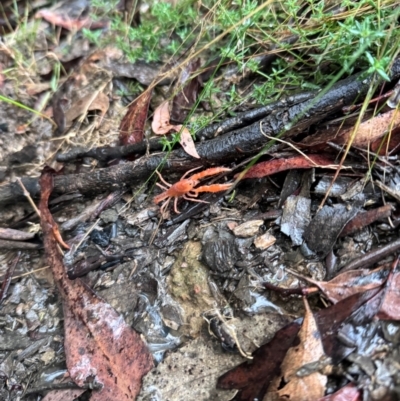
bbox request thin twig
[16,178,41,217]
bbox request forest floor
[1,1,400,401]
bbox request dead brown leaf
[336,109,400,148]
[266,298,327,401]
[41,388,85,401]
[171,58,201,122]
[39,169,153,401]
[290,267,386,304]
[35,6,108,31]
[377,267,400,320]
[339,204,393,237]
[317,383,360,401]
[151,101,173,135]
[152,101,200,158]
[237,154,337,179]
[64,92,109,127]
[296,258,400,320]
[119,90,152,146]
[51,56,112,135]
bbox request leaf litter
[38,169,153,400]
[1,2,400,401]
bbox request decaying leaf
[52,56,112,135]
[336,109,400,148]
[375,258,400,320]
[297,258,400,320]
[291,267,387,304]
[152,101,200,158]
[304,196,364,258]
[339,204,393,237]
[238,154,337,179]
[217,321,301,401]
[152,101,173,135]
[171,58,201,123]
[119,90,152,146]
[268,298,327,401]
[35,8,108,31]
[218,285,382,400]
[63,91,109,126]
[39,169,153,401]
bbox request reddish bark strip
[340,204,393,237]
[239,155,336,179]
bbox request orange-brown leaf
[39,169,153,401]
[336,109,400,148]
[238,154,336,179]
[274,298,327,401]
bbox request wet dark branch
[56,91,316,163]
[1,58,400,206]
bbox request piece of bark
[0,239,41,250]
[0,228,35,241]
[304,196,364,258]
[0,253,20,306]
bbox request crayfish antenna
[180,166,204,180]
[155,170,172,187]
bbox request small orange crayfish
[154,167,232,214]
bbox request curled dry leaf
[290,267,387,304]
[39,169,153,401]
[152,101,173,135]
[218,286,382,401]
[152,101,200,158]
